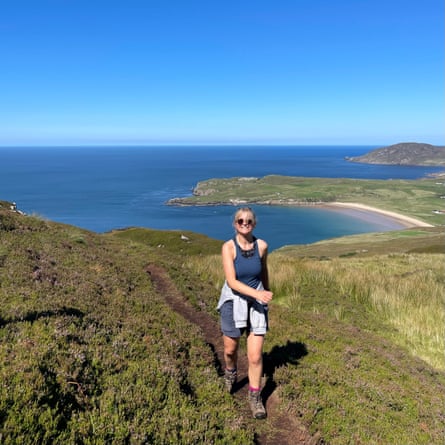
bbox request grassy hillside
[276,226,445,257]
[1,206,444,444]
[185,244,445,444]
[0,208,248,444]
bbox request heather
[1,207,444,444]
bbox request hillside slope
[1,206,444,444]
[0,207,255,444]
[276,226,444,257]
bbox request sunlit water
[1,146,441,250]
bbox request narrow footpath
[146,264,322,445]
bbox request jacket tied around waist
[217,281,268,335]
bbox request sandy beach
[324,202,434,228]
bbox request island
[345,142,445,166]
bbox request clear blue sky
[1,0,443,146]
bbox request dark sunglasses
[237,218,253,226]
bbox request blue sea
[0,146,442,251]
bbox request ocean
[0,146,442,251]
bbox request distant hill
[346,142,445,166]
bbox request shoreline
[321,202,434,228]
[168,198,435,229]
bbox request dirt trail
[146,264,321,445]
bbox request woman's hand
[256,290,273,304]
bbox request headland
[167,175,444,228]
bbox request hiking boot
[224,368,237,393]
[248,390,266,419]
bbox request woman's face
[234,211,256,233]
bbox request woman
[217,207,273,419]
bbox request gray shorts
[220,300,266,338]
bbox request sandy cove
[169,196,435,228]
[324,202,434,228]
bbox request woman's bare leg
[247,333,264,389]
[223,335,239,370]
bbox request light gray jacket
[217,281,268,335]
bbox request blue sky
[1,0,443,146]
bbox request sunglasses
[236,218,253,226]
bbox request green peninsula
[168,175,445,226]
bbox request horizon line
[2,141,442,149]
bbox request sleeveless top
[233,236,262,291]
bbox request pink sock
[249,386,260,392]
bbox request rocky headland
[346,142,445,166]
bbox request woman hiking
[217,207,273,419]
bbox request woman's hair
[233,207,257,225]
